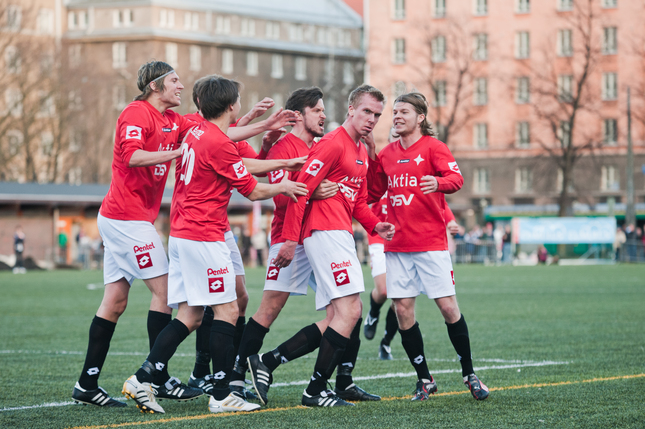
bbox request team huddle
[71,60,489,414]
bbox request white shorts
[264,242,325,309]
[225,230,245,276]
[386,250,456,300]
[167,236,237,308]
[369,243,386,278]
[303,230,364,305]
[98,214,169,286]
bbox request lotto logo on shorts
[136,252,153,269]
[333,269,350,286]
[305,159,324,176]
[266,266,280,281]
[208,277,225,293]
[451,270,455,285]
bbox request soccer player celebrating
[270,85,395,407]
[366,92,489,401]
[122,76,308,414]
[72,61,203,407]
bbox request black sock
[369,293,384,319]
[78,316,116,390]
[263,323,323,371]
[446,314,474,377]
[147,311,172,380]
[336,318,361,390]
[233,316,246,356]
[210,320,236,401]
[136,319,190,385]
[400,322,431,381]
[382,306,398,346]
[193,306,214,378]
[305,328,348,396]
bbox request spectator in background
[625,224,636,262]
[58,231,68,264]
[537,245,548,264]
[251,228,268,267]
[13,225,26,274]
[502,225,512,263]
[614,226,626,261]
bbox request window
[189,45,201,71]
[473,33,488,60]
[342,62,354,85]
[515,31,530,59]
[558,0,573,11]
[78,11,88,29]
[558,74,573,102]
[265,21,280,39]
[68,11,77,29]
[431,35,446,63]
[221,49,233,74]
[271,54,283,79]
[5,89,22,117]
[244,51,257,76]
[473,168,490,194]
[393,38,406,64]
[600,166,619,191]
[433,80,447,106]
[393,81,407,97]
[434,0,446,18]
[602,72,618,100]
[516,77,530,104]
[40,52,53,76]
[516,121,530,148]
[515,167,533,193]
[474,0,487,16]
[123,9,133,26]
[603,119,617,145]
[69,44,81,68]
[317,27,329,45]
[184,12,198,31]
[113,85,126,110]
[6,5,21,32]
[289,24,304,42]
[393,0,406,19]
[112,43,127,68]
[296,57,308,81]
[165,43,178,66]
[601,0,617,8]
[37,9,54,34]
[5,46,20,74]
[474,78,488,106]
[159,9,174,28]
[516,0,530,13]
[473,123,488,148]
[337,29,352,48]
[216,16,230,34]
[558,120,571,147]
[7,130,22,156]
[41,132,53,156]
[557,29,572,56]
[241,18,255,36]
[602,27,617,55]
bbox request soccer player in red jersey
[269,85,395,407]
[122,76,308,414]
[72,61,204,407]
[367,92,489,401]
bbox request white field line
[0,359,568,412]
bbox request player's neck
[208,114,233,134]
[399,129,423,150]
[341,121,361,144]
[291,126,315,148]
[146,95,171,115]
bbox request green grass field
[1,265,644,428]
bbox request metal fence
[453,239,498,264]
[617,238,645,263]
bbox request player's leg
[142,274,173,382]
[234,275,248,353]
[188,305,214,393]
[379,303,398,360]
[364,243,386,340]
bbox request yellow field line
[68,373,645,429]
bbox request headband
[149,70,176,87]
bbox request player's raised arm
[228,108,297,142]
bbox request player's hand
[375,222,395,241]
[262,128,286,151]
[447,220,460,235]
[311,179,338,200]
[420,175,439,194]
[248,97,275,120]
[265,108,297,130]
[361,132,377,160]
[284,156,308,171]
[280,173,308,202]
[274,240,297,267]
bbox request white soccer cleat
[122,375,165,414]
[208,392,261,413]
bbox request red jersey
[367,135,463,252]
[170,121,258,242]
[282,126,381,242]
[100,101,193,223]
[367,193,388,245]
[266,133,313,245]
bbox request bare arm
[128,148,181,167]
[228,109,297,142]
[236,97,275,127]
[247,174,308,202]
[243,156,307,175]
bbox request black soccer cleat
[464,374,489,400]
[334,383,381,401]
[72,382,126,407]
[247,354,273,406]
[188,373,214,396]
[230,383,259,401]
[363,314,379,340]
[411,376,438,401]
[152,376,204,401]
[302,389,355,407]
[378,343,393,360]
